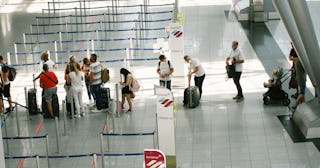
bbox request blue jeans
[90,84,102,110]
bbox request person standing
[226,41,244,102]
[184,55,205,98]
[0,56,13,112]
[288,42,299,98]
[66,62,84,118]
[288,57,307,112]
[120,68,133,112]
[34,52,55,81]
[39,64,58,118]
[157,55,174,90]
[89,53,103,111]
[81,57,94,101]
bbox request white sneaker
[81,112,86,116]
[75,114,81,118]
[91,109,102,113]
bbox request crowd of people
[1,40,311,118]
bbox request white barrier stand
[91,40,95,52]
[24,87,30,121]
[14,43,18,64]
[0,121,5,167]
[62,100,67,136]
[154,85,176,168]
[6,52,11,65]
[36,155,40,168]
[93,154,97,168]
[54,41,58,64]
[15,103,20,136]
[54,117,61,153]
[99,133,105,168]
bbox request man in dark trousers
[226,41,245,102]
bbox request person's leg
[159,80,165,87]
[47,101,54,117]
[166,80,171,90]
[90,85,96,101]
[86,84,91,100]
[72,89,80,117]
[78,89,84,115]
[233,72,243,97]
[4,84,13,110]
[125,94,132,111]
[92,85,102,110]
[293,82,306,108]
[194,76,200,96]
[194,75,205,98]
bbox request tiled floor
[1,0,320,168]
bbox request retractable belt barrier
[43,3,174,12]
[24,28,166,36]
[32,18,171,27]
[36,10,173,19]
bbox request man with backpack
[89,53,103,112]
[0,56,14,112]
[157,55,174,90]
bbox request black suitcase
[42,94,59,118]
[28,88,38,114]
[101,87,111,109]
[66,97,76,116]
[183,86,200,108]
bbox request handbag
[130,92,135,99]
[226,64,235,78]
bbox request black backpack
[2,65,17,81]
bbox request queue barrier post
[36,155,40,168]
[54,117,61,153]
[24,87,30,121]
[15,103,20,136]
[93,153,97,168]
[62,100,67,136]
[45,135,50,168]
[99,133,105,168]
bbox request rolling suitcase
[42,94,59,118]
[183,86,200,108]
[101,87,111,109]
[28,88,38,114]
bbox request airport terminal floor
[1,0,320,167]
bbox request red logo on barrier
[144,149,166,168]
[171,30,183,38]
[160,99,173,108]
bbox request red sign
[144,149,166,168]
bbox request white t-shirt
[69,71,83,91]
[158,60,173,81]
[229,48,243,72]
[189,58,205,77]
[39,59,55,72]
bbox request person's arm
[226,57,230,65]
[157,68,163,78]
[1,71,8,86]
[167,67,174,76]
[65,74,71,85]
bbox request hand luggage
[101,87,111,109]
[183,86,200,108]
[28,88,38,114]
[42,94,59,118]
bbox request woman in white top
[66,62,84,118]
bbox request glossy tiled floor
[1,0,320,168]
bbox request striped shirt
[90,61,102,85]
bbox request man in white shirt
[226,41,244,102]
[157,55,174,90]
[184,55,205,98]
[34,52,56,81]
